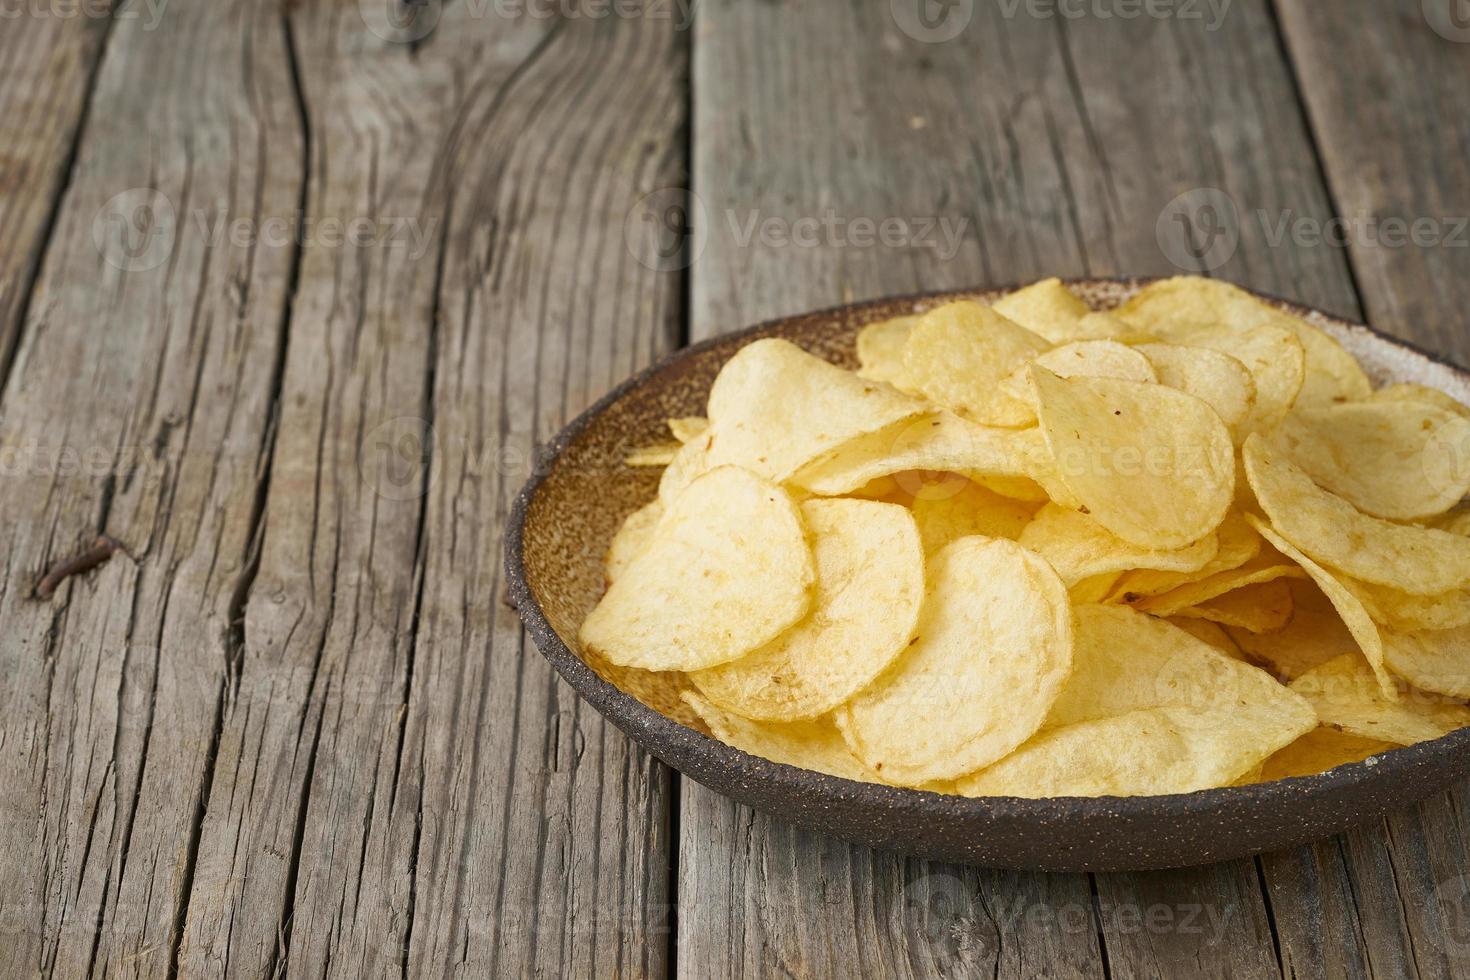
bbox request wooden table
[4,0,1470,976]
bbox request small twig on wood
[33,536,123,600]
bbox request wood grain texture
[683,1,1382,978]
[169,2,686,977]
[0,0,303,976]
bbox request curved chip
[1174,578,1295,634]
[681,691,880,782]
[690,499,925,721]
[1129,552,1305,618]
[836,537,1073,786]
[667,416,708,443]
[1244,433,1470,596]
[910,481,1034,554]
[957,703,1314,798]
[1033,368,1235,549]
[1228,580,1358,680]
[1274,402,1470,520]
[581,466,815,671]
[1346,578,1470,633]
[792,413,1035,496]
[1382,623,1470,700]
[1134,342,1256,440]
[1289,654,1470,745]
[899,301,1049,426]
[1369,382,1470,418]
[855,314,919,385]
[1002,340,1157,405]
[1117,275,1369,408]
[1259,727,1396,781]
[605,500,663,584]
[1246,515,1395,698]
[1149,322,1305,435]
[704,337,927,482]
[990,277,1091,343]
[1018,502,1218,588]
[1109,512,1261,602]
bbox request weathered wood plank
[1265,5,1470,977]
[0,0,304,976]
[684,1,1368,977]
[0,3,112,382]
[174,2,687,977]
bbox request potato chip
[1175,578,1295,634]
[1435,509,1470,536]
[1109,513,1261,602]
[855,314,919,385]
[836,537,1073,786]
[1018,502,1217,588]
[1002,340,1157,405]
[704,337,927,482]
[1259,727,1395,781]
[899,302,1048,426]
[1228,580,1358,680]
[1117,276,1370,407]
[1142,322,1305,435]
[668,416,708,443]
[1045,605,1310,730]
[1381,623,1470,700]
[1033,367,1235,549]
[909,481,1034,554]
[681,691,880,782]
[791,413,1035,496]
[1073,311,1153,342]
[1248,518,1397,702]
[990,277,1091,343]
[1129,552,1305,618]
[689,499,924,721]
[581,466,815,671]
[1165,616,1246,659]
[1273,402,1470,520]
[1289,654,1470,745]
[658,429,713,505]
[1134,342,1256,440]
[957,703,1313,798]
[1244,433,1470,596]
[624,443,680,467]
[1370,382,1470,418]
[1346,577,1470,632]
[1071,573,1122,604]
[605,500,663,583]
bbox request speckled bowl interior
[506,278,1470,872]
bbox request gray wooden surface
[3,0,1469,976]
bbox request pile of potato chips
[579,276,1470,797]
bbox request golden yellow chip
[791,413,1035,496]
[1002,340,1158,405]
[1145,322,1305,435]
[704,337,927,482]
[1259,727,1395,781]
[1109,512,1261,601]
[1018,502,1218,588]
[989,277,1091,343]
[1435,509,1470,536]
[1033,367,1235,549]
[1164,616,1246,659]
[1175,578,1295,634]
[1274,402,1470,520]
[909,480,1034,554]
[623,443,680,467]
[957,703,1313,798]
[899,302,1048,426]
[667,416,709,443]
[658,428,713,505]
[1129,552,1305,618]
[1382,623,1470,700]
[690,499,924,721]
[1228,580,1358,680]
[1134,342,1256,440]
[605,500,663,584]
[836,537,1073,786]
[1117,276,1370,407]
[1247,515,1395,699]
[581,466,815,671]
[1289,654,1470,745]
[681,691,880,782]
[1244,434,1470,596]
[855,314,920,385]
[1369,382,1470,418]
[1346,577,1470,632]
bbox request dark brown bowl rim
[504,276,1470,821]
